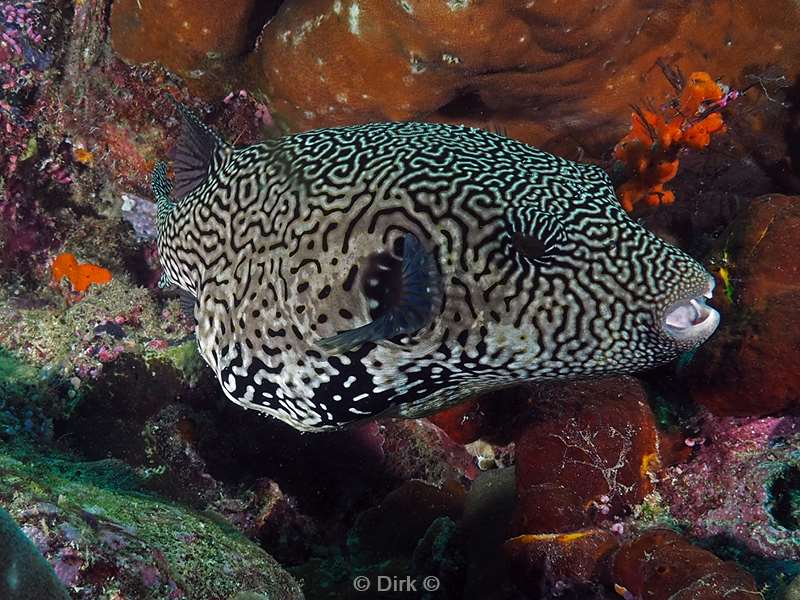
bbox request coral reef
[0,1,799,599]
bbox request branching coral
[614,70,737,212]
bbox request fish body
[154,109,719,431]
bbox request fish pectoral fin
[178,289,198,322]
[319,233,442,353]
[168,99,228,201]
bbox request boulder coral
[110,0,280,96]
[689,194,800,416]
[109,0,800,153]
[513,378,660,535]
[612,529,760,600]
[256,0,800,151]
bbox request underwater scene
[1,1,800,599]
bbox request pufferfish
[152,105,720,432]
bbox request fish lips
[662,278,720,345]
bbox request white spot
[446,0,469,10]
[343,375,357,388]
[348,2,361,35]
[225,374,237,393]
[333,0,342,14]
[333,394,342,401]
[353,393,370,402]
[336,92,349,103]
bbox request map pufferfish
[152,105,720,432]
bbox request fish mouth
[662,278,720,343]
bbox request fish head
[500,182,720,377]
[627,229,720,357]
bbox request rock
[258,0,800,151]
[212,478,317,566]
[58,353,212,466]
[142,404,220,506]
[612,529,759,600]
[461,467,518,599]
[660,413,800,560]
[0,442,303,600]
[689,194,800,416]
[0,506,70,600]
[513,378,660,534]
[293,479,467,600]
[349,479,465,564]
[379,418,481,484]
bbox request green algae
[0,442,302,600]
[632,491,682,531]
[153,338,205,384]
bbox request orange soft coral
[51,252,112,298]
[613,71,731,212]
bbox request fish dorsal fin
[169,102,228,201]
[319,233,442,353]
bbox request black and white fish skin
[153,111,720,432]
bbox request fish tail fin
[167,96,232,201]
[319,233,442,353]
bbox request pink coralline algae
[661,413,800,560]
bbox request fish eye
[508,211,566,265]
[513,231,549,261]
